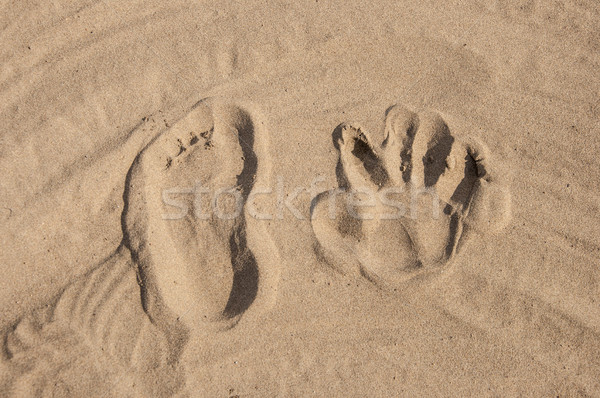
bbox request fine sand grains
[1,0,599,396]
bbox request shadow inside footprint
[223,219,258,319]
[233,111,258,195]
[223,115,259,318]
[223,112,259,319]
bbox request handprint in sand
[311,104,511,290]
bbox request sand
[1,0,599,396]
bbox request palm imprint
[311,104,511,290]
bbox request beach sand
[1,0,599,396]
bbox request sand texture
[1,0,599,396]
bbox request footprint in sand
[0,98,281,396]
[123,97,281,333]
[310,104,511,290]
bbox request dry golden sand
[1,0,599,396]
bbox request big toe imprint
[123,97,280,332]
[311,104,511,290]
